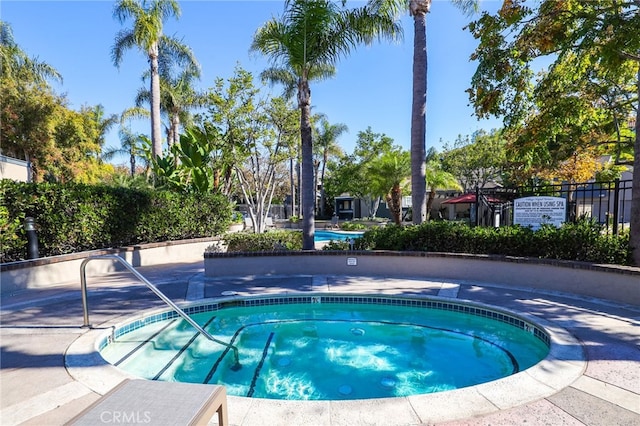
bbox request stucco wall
[204,251,640,305]
[0,238,218,295]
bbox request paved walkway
[1,260,639,425]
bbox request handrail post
[80,257,92,327]
[79,254,240,369]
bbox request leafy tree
[1,21,60,180]
[198,66,258,197]
[195,67,298,231]
[441,129,507,190]
[496,52,633,184]
[270,96,301,214]
[324,127,395,219]
[1,25,111,183]
[2,21,118,183]
[252,0,401,249]
[1,77,57,180]
[112,0,199,159]
[236,96,298,233]
[467,0,640,265]
[47,105,108,183]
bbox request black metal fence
[475,179,633,235]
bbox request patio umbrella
[441,193,501,204]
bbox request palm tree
[368,148,411,225]
[252,0,401,249]
[111,0,198,159]
[380,0,477,224]
[425,159,462,219]
[314,118,347,217]
[102,107,151,176]
[102,128,151,177]
[136,69,204,150]
[86,104,118,150]
[1,21,62,85]
[162,71,203,149]
[136,48,202,149]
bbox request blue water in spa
[100,303,548,400]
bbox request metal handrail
[80,254,240,369]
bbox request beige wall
[0,155,30,182]
[205,252,640,306]
[0,238,218,295]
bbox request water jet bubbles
[411,329,425,344]
[350,327,365,336]
[302,325,317,337]
[338,384,353,395]
[380,376,396,388]
[277,357,291,367]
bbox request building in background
[0,155,31,182]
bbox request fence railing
[475,179,633,235]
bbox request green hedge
[214,219,630,265]
[3,178,630,267]
[223,230,302,252]
[356,219,631,265]
[1,180,232,262]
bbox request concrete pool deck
[1,258,639,425]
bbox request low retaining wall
[1,238,219,295]
[205,251,640,306]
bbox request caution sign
[513,196,566,229]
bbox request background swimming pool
[314,230,364,242]
[100,299,549,400]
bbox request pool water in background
[314,230,364,242]
[100,299,549,400]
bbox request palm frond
[151,0,181,22]
[120,106,150,125]
[260,67,298,98]
[1,21,62,83]
[113,0,142,24]
[451,0,479,17]
[111,30,137,67]
[158,35,201,78]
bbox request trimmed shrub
[356,219,631,265]
[339,221,367,231]
[0,180,232,262]
[223,230,302,252]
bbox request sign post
[513,196,566,230]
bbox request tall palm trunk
[170,112,181,165]
[299,78,315,250]
[171,113,180,147]
[387,183,403,225]
[289,157,296,218]
[320,152,328,217]
[129,153,136,177]
[410,2,429,224]
[149,43,163,158]
[426,187,436,219]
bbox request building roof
[441,193,501,204]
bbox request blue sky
[3,0,504,165]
